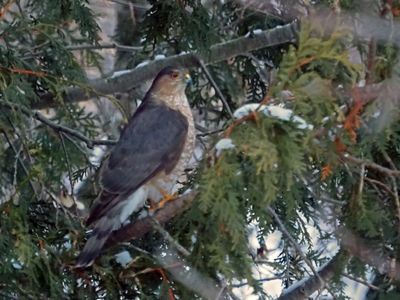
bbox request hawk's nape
[75,66,195,268]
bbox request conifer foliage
[1,0,400,299]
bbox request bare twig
[197,59,234,119]
[365,177,396,198]
[343,154,400,176]
[0,100,117,149]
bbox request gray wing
[86,101,188,225]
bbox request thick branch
[105,191,198,249]
[339,228,400,281]
[35,22,299,109]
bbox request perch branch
[105,191,198,249]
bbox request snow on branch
[35,21,299,109]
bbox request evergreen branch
[1,130,39,200]
[0,101,117,149]
[266,206,325,285]
[344,154,400,176]
[0,291,18,300]
[58,132,76,199]
[197,58,234,119]
[104,191,198,249]
[338,228,400,281]
[35,21,299,109]
[277,252,345,300]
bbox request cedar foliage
[1,0,400,299]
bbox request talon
[148,189,177,213]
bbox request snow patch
[110,69,133,79]
[215,138,235,156]
[233,103,313,130]
[154,54,166,60]
[115,250,132,267]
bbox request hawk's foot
[148,190,178,213]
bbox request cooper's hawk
[76,66,194,267]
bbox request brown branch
[343,154,400,176]
[34,21,299,109]
[339,228,400,281]
[104,191,198,249]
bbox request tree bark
[35,21,299,109]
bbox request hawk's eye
[170,71,179,79]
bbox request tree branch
[339,228,400,281]
[0,101,117,149]
[343,154,400,177]
[35,21,299,109]
[104,191,198,249]
[197,58,234,119]
[277,252,345,300]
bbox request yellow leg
[148,188,177,213]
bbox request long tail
[75,216,115,268]
[75,186,148,268]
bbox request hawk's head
[151,66,191,96]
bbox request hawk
[76,66,195,267]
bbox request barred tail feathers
[75,186,149,268]
[75,217,114,268]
